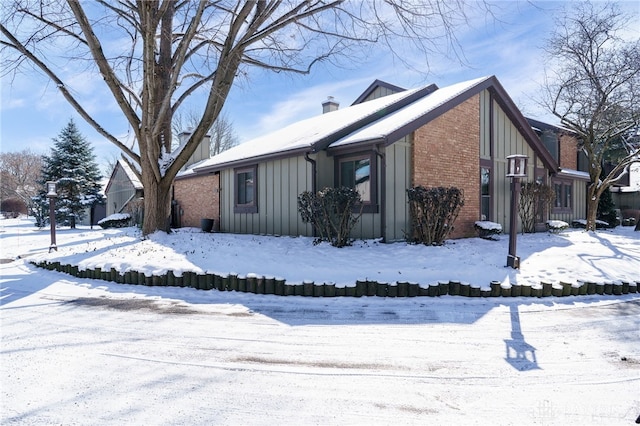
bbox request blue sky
[1,1,638,174]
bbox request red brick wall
[173,173,220,230]
[559,134,578,169]
[412,95,480,238]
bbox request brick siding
[173,173,220,230]
[412,95,480,238]
[559,134,578,169]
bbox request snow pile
[474,220,503,231]
[546,220,569,231]
[97,213,131,225]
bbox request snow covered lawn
[1,217,639,424]
[5,217,639,289]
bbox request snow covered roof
[118,158,143,189]
[330,77,491,148]
[191,75,557,173]
[526,117,576,136]
[192,84,435,172]
[557,168,590,181]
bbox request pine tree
[596,186,618,228]
[35,120,103,228]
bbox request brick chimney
[322,96,339,114]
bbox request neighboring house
[174,75,587,241]
[104,158,143,218]
[78,177,107,227]
[611,161,640,214]
[526,118,588,226]
[104,130,210,227]
[609,131,640,215]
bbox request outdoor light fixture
[506,155,528,269]
[47,181,57,197]
[46,181,58,252]
[506,154,528,178]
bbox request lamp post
[46,181,58,252]
[506,155,528,269]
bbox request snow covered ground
[1,217,639,425]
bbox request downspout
[304,152,317,194]
[374,145,386,242]
[304,152,317,238]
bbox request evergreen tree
[34,120,103,228]
[596,186,618,228]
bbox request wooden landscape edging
[30,260,640,300]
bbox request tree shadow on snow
[0,262,55,307]
[575,231,640,276]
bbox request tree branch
[0,23,140,164]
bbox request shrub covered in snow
[546,220,569,233]
[474,221,502,239]
[571,219,611,229]
[621,217,636,226]
[98,213,132,229]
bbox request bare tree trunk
[141,172,173,235]
[585,183,600,231]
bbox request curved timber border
[31,260,639,299]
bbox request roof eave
[380,76,497,148]
[192,146,311,174]
[311,84,438,154]
[326,137,387,156]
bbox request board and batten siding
[362,86,401,102]
[479,90,492,160]
[106,165,137,216]
[315,143,410,241]
[383,136,412,242]
[350,181,381,240]
[485,96,538,234]
[549,180,587,223]
[220,155,313,236]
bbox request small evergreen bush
[298,187,362,248]
[406,186,464,246]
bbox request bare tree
[172,110,239,156]
[0,149,43,216]
[540,1,640,231]
[102,152,122,180]
[1,0,491,235]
